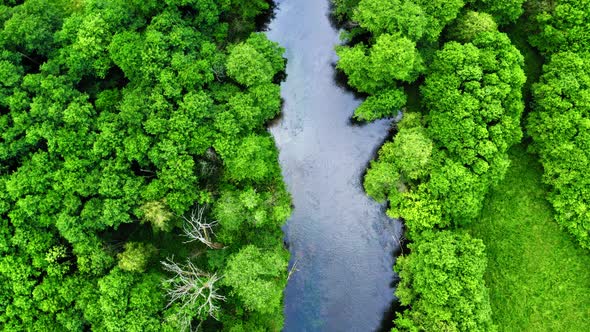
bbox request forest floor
[467,145,590,331]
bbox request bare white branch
[181,206,221,249]
[287,258,300,281]
[162,258,226,331]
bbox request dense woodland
[0,0,291,330]
[335,0,590,330]
[1,0,590,331]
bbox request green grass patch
[467,145,590,332]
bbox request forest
[335,0,590,330]
[0,0,290,331]
[1,0,590,331]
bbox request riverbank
[467,145,590,331]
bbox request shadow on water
[255,1,278,32]
[329,17,410,330]
[266,98,286,128]
[376,224,411,332]
[332,63,367,100]
[376,291,399,332]
[326,1,345,30]
[358,112,405,187]
[358,124,397,182]
[376,296,403,332]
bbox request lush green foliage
[0,0,290,330]
[521,0,590,250]
[335,0,532,330]
[352,0,465,42]
[448,11,498,43]
[223,245,288,315]
[336,32,423,121]
[365,31,525,233]
[468,0,525,25]
[332,0,361,21]
[527,52,590,249]
[338,0,590,329]
[527,0,590,54]
[335,0,466,121]
[468,146,590,331]
[423,31,525,177]
[394,230,495,332]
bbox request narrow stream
[265,0,402,331]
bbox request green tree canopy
[227,33,285,87]
[528,51,590,249]
[364,31,525,232]
[422,31,525,170]
[393,230,495,332]
[223,245,288,314]
[337,33,424,94]
[352,0,466,41]
[528,0,590,54]
[468,0,525,25]
[0,0,290,330]
[448,11,498,43]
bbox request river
[264,0,402,331]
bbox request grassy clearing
[467,145,590,332]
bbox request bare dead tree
[161,258,225,331]
[181,206,222,249]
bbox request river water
[265,0,402,331]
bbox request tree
[528,0,590,54]
[226,33,284,87]
[353,0,428,41]
[1,0,68,56]
[223,245,288,315]
[393,230,495,332]
[78,268,166,331]
[118,242,157,273]
[140,200,174,232]
[332,0,362,21]
[417,0,466,41]
[337,33,424,94]
[226,43,274,87]
[364,114,444,232]
[181,205,221,249]
[448,11,498,43]
[527,51,590,249]
[364,159,400,203]
[468,0,525,25]
[161,258,225,327]
[364,31,525,233]
[389,127,434,181]
[422,31,525,169]
[218,133,281,183]
[0,0,290,330]
[353,88,407,121]
[214,185,291,245]
[428,159,489,224]
[352,0,465,42]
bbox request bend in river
[265,0,403,331]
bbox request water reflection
[265,0,402,331]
